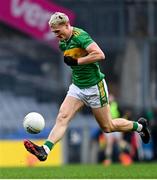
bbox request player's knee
[103,127,112,133]
[102,122,115,133]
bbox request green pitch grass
[0,163,157,179]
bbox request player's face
[50,23,71,40]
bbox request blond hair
[48,12,69,26]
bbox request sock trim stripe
[44,140,54,151]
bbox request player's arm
[64,42,105,66]
[77,42,105,65]
[64,30,105,66]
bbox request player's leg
[92,105,150,143]
[47,95,84,143]
[92,105,133,132]
[24,96,84,161]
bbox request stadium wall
[0,140,63,167]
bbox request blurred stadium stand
[0,91,59,138]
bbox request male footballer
[24,12,150,161]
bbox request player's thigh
[58,95,84,122]
[92,104,112,130]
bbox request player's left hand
[64,56,78,66]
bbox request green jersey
[59,27,104,88]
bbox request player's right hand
[64,56,78,66]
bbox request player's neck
[66,26,73,41]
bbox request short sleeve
[78,31,94,49]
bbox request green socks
[132,122,143,132]
[43,140,54,154]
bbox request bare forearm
[78,51,105,65]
